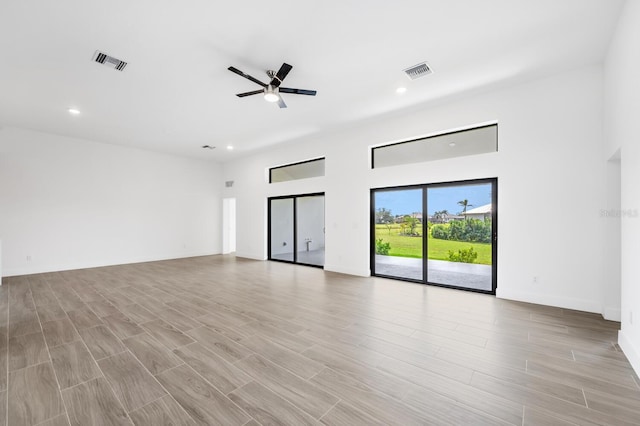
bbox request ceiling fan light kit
[263,85,280,102]
[228,62,316,109]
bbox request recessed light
[226,145,234,151]
[396,87,407,94]
[449,142,456,147]
[68,108,81,115]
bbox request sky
[374,183,492,216]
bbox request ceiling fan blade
[271,63,292,87]
[228,66,267,88]
[236,90,264,98]
[279,87,317,96]
[277,97,287,109]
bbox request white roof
[462,203,492,215]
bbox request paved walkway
[374,255,492,291]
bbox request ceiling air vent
[403,62,432,80]
[92,50,127,71]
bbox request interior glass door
[268,193,325,267]
[269,198,294,262]
[296,195,325,266]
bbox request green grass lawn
[375,224,492,265]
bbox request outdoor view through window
[373,180,495,292]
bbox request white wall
[0,127,222,276]
[224,64,608,315]
[604,0,640,375]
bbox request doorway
[268,193,325,267]
[222,198,236,254]
[371,178,497,294]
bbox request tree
[433,210,449,223]
[375,208,394,234]
[403,215,418,235]
[375,207,393,224]
[457,199,473,218]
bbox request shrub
[432,219,491,243]
[431,224,450,240]
[448,247,478,263]
[375,238,391,255]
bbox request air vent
[92,50,127,71]
[225,181,234,188]
[202,145,215,149]
[403,62,432,80]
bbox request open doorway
[222,198,236,254]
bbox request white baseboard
[323,263,370,277]
[2,251,220,277]
[619,329,640,377]
[235,252,266,261]
[496,287,602,315]
[603,306,622,322]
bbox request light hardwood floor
[1,255,639,425]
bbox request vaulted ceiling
[0,0,624,160]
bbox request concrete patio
[374,255,492,291]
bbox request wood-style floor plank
[35,303,67,323]
[97,351,167,412]
[8,362,64,426]
[129,395,196,426]
[122,332,183,375]
[77,324,126,360]
[309,367,428,426]
[49,340,102,389]
[61,377,131,426]
[229,381,317,426]
[66,307,103,330]
[173,342,252,395]
[36,414,71,426]
[319,400,387,426]
[140,319,194,349]
[156,364,250,426]
[101,313,145,340]
[0,391,6,426]
[186,326,252,363]
[235,354,338,419]
[8,331,48,371]
[42,318,80,348]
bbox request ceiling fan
[228,63,316,109]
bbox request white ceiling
[0,0,624,161]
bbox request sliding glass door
[268,193,325,267]
[371,179,497,293]
[373,188,423,280]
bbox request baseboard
[618,329,640,377]
[235,252,266,261]
[496,287,602,315]
[323,263,370,277]
[603,306,622,322]
[2,251,220,277]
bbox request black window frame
[370,177,498,294]
[269,157,326,184]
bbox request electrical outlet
[26,255,32,262]
[532,276,538,284]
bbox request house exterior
[462,203,492,221]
